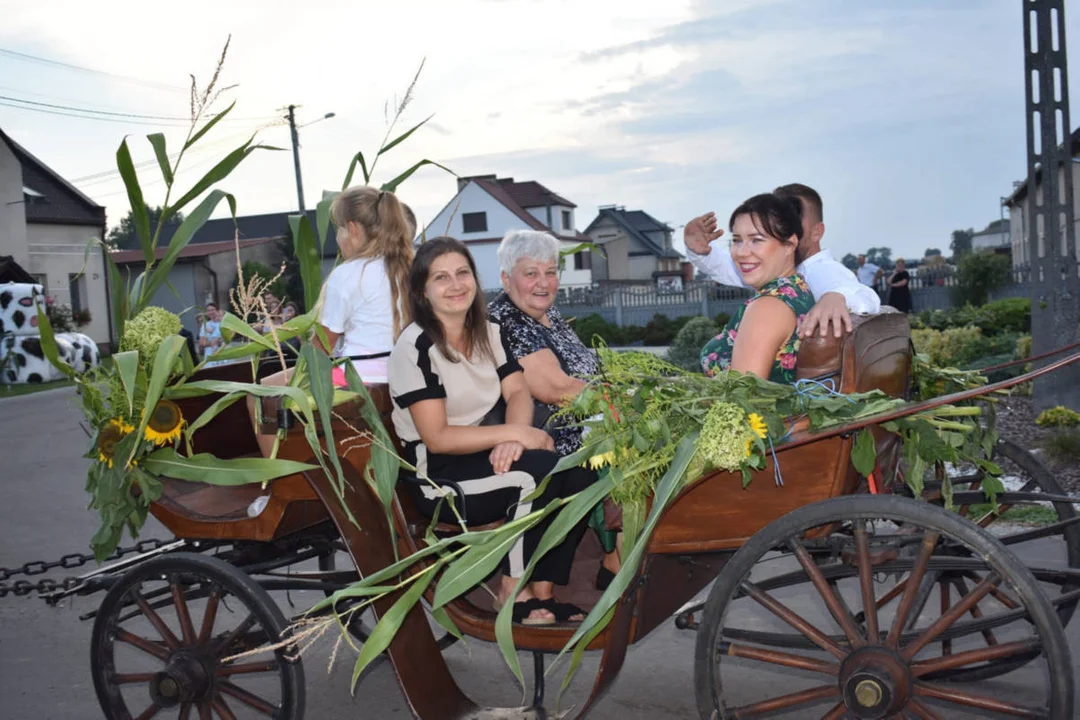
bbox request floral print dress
[700,274,816,384]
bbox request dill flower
[697,402,758,472]
[120,306,182,366]
[144,400,184,446]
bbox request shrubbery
[912,297,1030,336]
[570,313,694,347]
[1036,406,1080,427]
[666,317,719,371]
[954,251,1012,306]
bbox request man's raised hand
[684,212,724,255]
[800,292,853,339]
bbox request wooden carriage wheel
[693,495,1073,720]
[91,552,305,720]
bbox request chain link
[0,538,173,598]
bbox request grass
[966,503,1061,526]
[0,356,113,399]
[1038,428,1080,467]
[0,378,74,397]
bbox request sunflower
[144,400,184,446]
[588,450,616,470]
[748,413,768,440]
[97,419,133,468]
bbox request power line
[0,47,188,93]
[0,99,191,127]
[0,93,278,123]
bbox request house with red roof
[422,175,593,289]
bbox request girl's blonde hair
[331,186,414,339]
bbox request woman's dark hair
[408,236,494,364]
[728,193,804,245]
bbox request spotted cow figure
[0,282,44,337]
[0,283,101,383]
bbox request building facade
[584,206,687,288]
[1,128,110,346]
[423,175,593,290]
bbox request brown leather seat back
[796,309,911,398]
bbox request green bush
[954,252,1011,307]
[571,313,693,347]
[571,314,619,347]
[914,298,1029,337]
[713,311,731,328]
[1017,335,1032,359]
[666,317,719,372]
[1035,406,1080,427]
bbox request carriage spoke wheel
[92,552,305,720]
[694,496,1073,720]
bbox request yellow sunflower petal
[144,400,184,447]
[748,413,768,440]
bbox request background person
[390,237,593,625]
[684,183,879,339]
[856,254,884,289]
[700,193,815,383]
[887,258,912,313]
[197,301,223,365]
[318,186,414,384]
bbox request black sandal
[510,598,555,626]
[595,566,615,591]
[539,599,587,623]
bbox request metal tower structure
[1024,0,1080,409]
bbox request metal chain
[0,538,172,598]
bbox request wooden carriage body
[148,310,912,719]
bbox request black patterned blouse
[487,292,601,455]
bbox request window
[573,251,591,271]
[69,274,86,314]
[462,212,488,233]
[561,210,572,230]
[31,274,47,293]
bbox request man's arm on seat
[800,253,882,338]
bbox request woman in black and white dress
[389,237,592,625]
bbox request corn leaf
[112,351,140,413]
[147,133,173,186]
[169,139,275,214]
[106,252,129,340]
[350,562,439,691]
[126,335,185,467]
[379,159,455,194]
[116,138,152,262]
[343,362,401,516]
[429,605,463,642]
[378,115,432,156]
[184,101,235,151]
[33,305,75,379]
[289,214,324,316]
[140,190,236,308]
[493,472,615,688]
[142,447,315,485]
[301,343,346,495]
[316,195,334,254]
[219,312,277,351]
[342,150,370,189]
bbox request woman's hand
[489,441,524,474]
[511,425,555,451]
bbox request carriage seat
[795,308,911,398]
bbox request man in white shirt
[856,254,884,288]
[684,183,880,338]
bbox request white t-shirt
[685,243,881,314]
[319,257,400,381]
[856,262,881,287]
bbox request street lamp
[286,106,336,213]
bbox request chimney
[457,174,498,192]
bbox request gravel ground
[993,395,1080,493]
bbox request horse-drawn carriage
[47,312,1080,719]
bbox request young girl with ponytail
[318,186,414,384]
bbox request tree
[924,247,942,257]
[866,246,893,269]
[955,251,1010,306]
[106,205,185,250]
[840,253,858,271]
[950,228,974,259]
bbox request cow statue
[0,283,101,384]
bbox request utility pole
[287,104,306,214]
[1023,0,1080,410]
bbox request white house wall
[0,140,30,268]
[26,224,110,344]
[426,182,527,241]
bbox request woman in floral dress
[700,193,816,383]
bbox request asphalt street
[1,387,1078,719]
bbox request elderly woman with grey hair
[488,229,621,588]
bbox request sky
[1,0,1077,262]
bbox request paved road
[1,388,1078,719]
